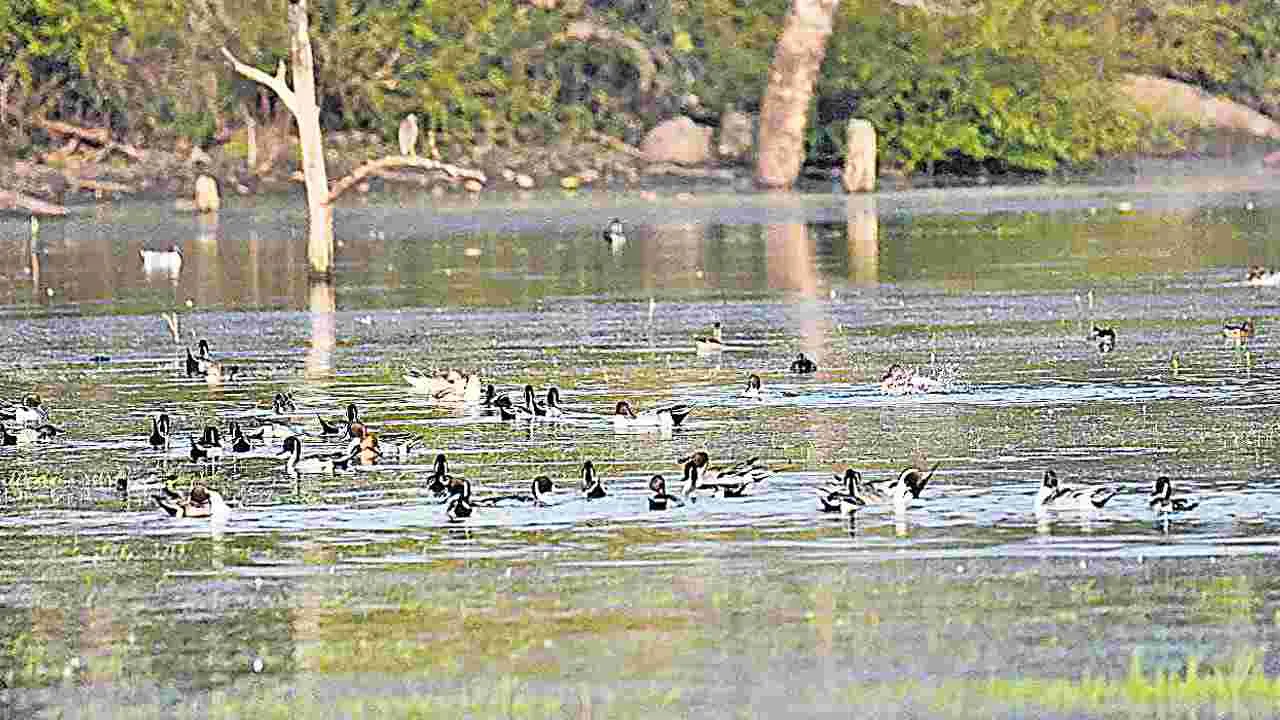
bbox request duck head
[581,460,597,490]
[432,453,448,478]
[200,425,222,447]
[532,475,554,502]
[523,384,537,408]
[484,384,496,406]
[197,339,211,359]
[746,374,761,392]
[1042,469,1059,489]
[546,387,562,408]
[1152,476,1172,500]
[650,475,667,495]
[838,468,861,494]
[614,401,637,419]
[346,404,360,423]
[280,435,303,462]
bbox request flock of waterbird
[1,294,1228,531]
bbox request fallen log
[327,155,486,204]
[37,118,108,145]
[0,189,69,216]
[642,163,737,181]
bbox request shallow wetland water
[3,184,1280,717]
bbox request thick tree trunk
[221,0,333,277]
[755,0,840,189]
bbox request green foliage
[1,0,1278,174]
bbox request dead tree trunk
[220,0,333,277]
[754,0,841,190]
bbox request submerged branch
[327,155,486,204]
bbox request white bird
[679,452,771,498]
[140,245,183,276]
[695,322,724,355]
[404,368,482,403]
[1150,476,1198,515]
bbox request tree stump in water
[842,119,876,193]
[194,175,221,213]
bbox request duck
[279,435,357,476]
[878,364,942,395]
[148,413,172,450]
[10,423,60,444]
[603,218,626,245]
[184,340,242,383]
[790,353,818,374]
[272,392,298,414]
[828,464,937,512]
[695,322,724,355]
[0,423,17,446]
[543,387,575,420]
[1035,469,1118,513]
[648,475,683,511]
[1089,324,1116,354]
[581,461,607,499]
[445,476,474,522]
[189,426,224,462]
[1223,319,1255,343]
[816,469,868,515]
[679,451,771,498]
[1150,476,1199,515]
[3,394,51,428]
[424,453,461,497]
[227,422,253,454]
[1246,266,1280,287]
[743,374,763,399]
[347,424,420,463]
[612,400,692,430]
[474,475,557,507]
[153,483,229,520]
[140,245,183,275]
[404,368,483,403]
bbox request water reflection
[847,196,878,287]
[306,279,336,379]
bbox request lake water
[2,183,1280,718]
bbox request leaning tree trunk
[755,0,841,189]
[221,0,332,277]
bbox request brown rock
[515,174,535,189]
[716,110,755,162]
[464,179,483,193]
[1117,74,1280,139]
[640,116,713,166]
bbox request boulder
[1116,74,1280,139]
[640,116,713,166]
[464,179,483,193]
[716,110,755,162]
[515,174,535,189]
[194,175,220,213]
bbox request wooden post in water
[842,119,876,193]
[220,0,333,278]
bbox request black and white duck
[445,476,473,522]
[1035,469,1118,513]
[679,451,771,499]
[1089,325,1116,354]
[189,426,224,462]
[790,353,818,374]
[612,400,692,430]
[648,475,683,511]
[279,435,357,476]
[1150,476,1199,515]
[148,413,172,451]
[695,322,724,356]
[816,469,868,515]
[581,460,607,499]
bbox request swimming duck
[474,475,557,507]
[816,469,868,515]
[404,368,483,403]
[189,426,224,462]
[184,340,242,383]
[1089,325,1116,354]
[153,483,229,520]
[1150,476,1199,515]
[612,400,692,430]
[279,435,357,476]
[425,453,457,496]
[878,364,942,395]
[603,218,626,245]
[1035,469,1118,513]
[149,413,172,450]
[581,461,607,499]
[743,374,763,399]
[347,424,420,463]
[790,353,818,374]
[228,422,253,454]
[3,394,51,428]
[445,476,474,522]
[695,322,724,356]
[543,387,576,420]
[648,475,683,511]
[10,423,59,444]
[679,451,771,498]
[1247,266,1280,287]
[1223,319,1255,343]
[140,245,183,275]
[273,392,298,414]
[482,384,497,408]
